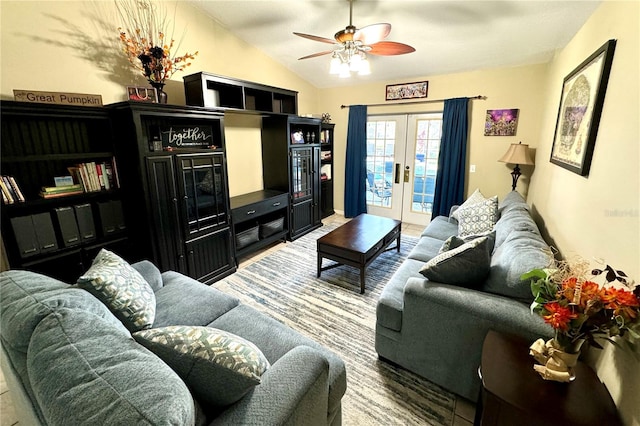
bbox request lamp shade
[498,141,534,165]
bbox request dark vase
[150,82,168,104]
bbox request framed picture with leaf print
[127,86,158,103]
[549,39,616,176]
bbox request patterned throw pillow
[133,326,270,409]
[438,235,464,253]
[451,189,486,221]
[77,249,156,332]
[456,196,498,238]
[420,235,493,286]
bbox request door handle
[394,163,401,184]
[404,166,410,183]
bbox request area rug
[213,224,456,425]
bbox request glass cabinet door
[291,147,313,202]
[177,153,229,236]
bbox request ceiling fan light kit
[295,0,414,78]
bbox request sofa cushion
[131,260,164,292]
[483,230,554,302]
[456,196,498,238]
[0,270,129,424]
[419,235,493,287]
[408,236,447,262]
[421,216,458,240]
[77,249,156,332]
[153,271,240,328]
[134,325,270,409]
[27,308,196,425]
[498,190,529,215]
[450,188,486,221]
[494,205,541,248]
[0,271,127,354]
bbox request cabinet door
[185,227,235,284]
[176,153,230,238]
[290,198,315,239]
[146,156,187,274]
[290,147,314,202]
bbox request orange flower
[542,302,578,331]
[604,287,640,321]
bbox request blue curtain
[431,97,470,218]
[344,105,368,217]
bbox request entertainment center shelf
[230,189,289,259]
[183,72,298,115]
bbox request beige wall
[528,2,639,424]
[318,63,549,218]
[0,1,319,196]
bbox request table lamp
[498,141,534,191]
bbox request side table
[475,330,622,426]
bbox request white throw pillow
[451,189,486,221]
[457,196,499,238]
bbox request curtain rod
[340,95,486,109]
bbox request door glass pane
[292,148,312,200]
[366,120,394,208]
[181,155,227,234]
[412,118,442,214]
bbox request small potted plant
[522,259,639,382]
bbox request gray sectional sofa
[375,191,555,401]
[0,261,346,425]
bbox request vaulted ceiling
[189,0,601,88]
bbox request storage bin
[236,225,259,249]
[260,217,284,239]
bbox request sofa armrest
[211,346,330,426]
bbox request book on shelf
[39,190,84,199]
[41,184,83,194]
[1,175,25,204]
[0,178,14,204]
[111,156,121,189]
[104,163,114,189]
[8,176,25,202]
[64,159,120,194]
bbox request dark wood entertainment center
[0,73,335,284]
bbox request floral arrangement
[116,0,198,85]
[522,259,640,353]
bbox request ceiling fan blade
[298,50,334,60]
[354,23,391,45]
[367,41,416,56]
[293,32,336,45]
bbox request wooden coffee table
[317,214,401,294]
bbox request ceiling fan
[294,0,415,76]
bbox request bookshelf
[320,123,335,218]
[0,101,129,283]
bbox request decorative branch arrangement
[116,0,198,85]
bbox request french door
[365,113,442,225]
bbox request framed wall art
[127,86,157,103]
[385,81,428,101]
[550,39,616,176]
[484,109,519,136]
